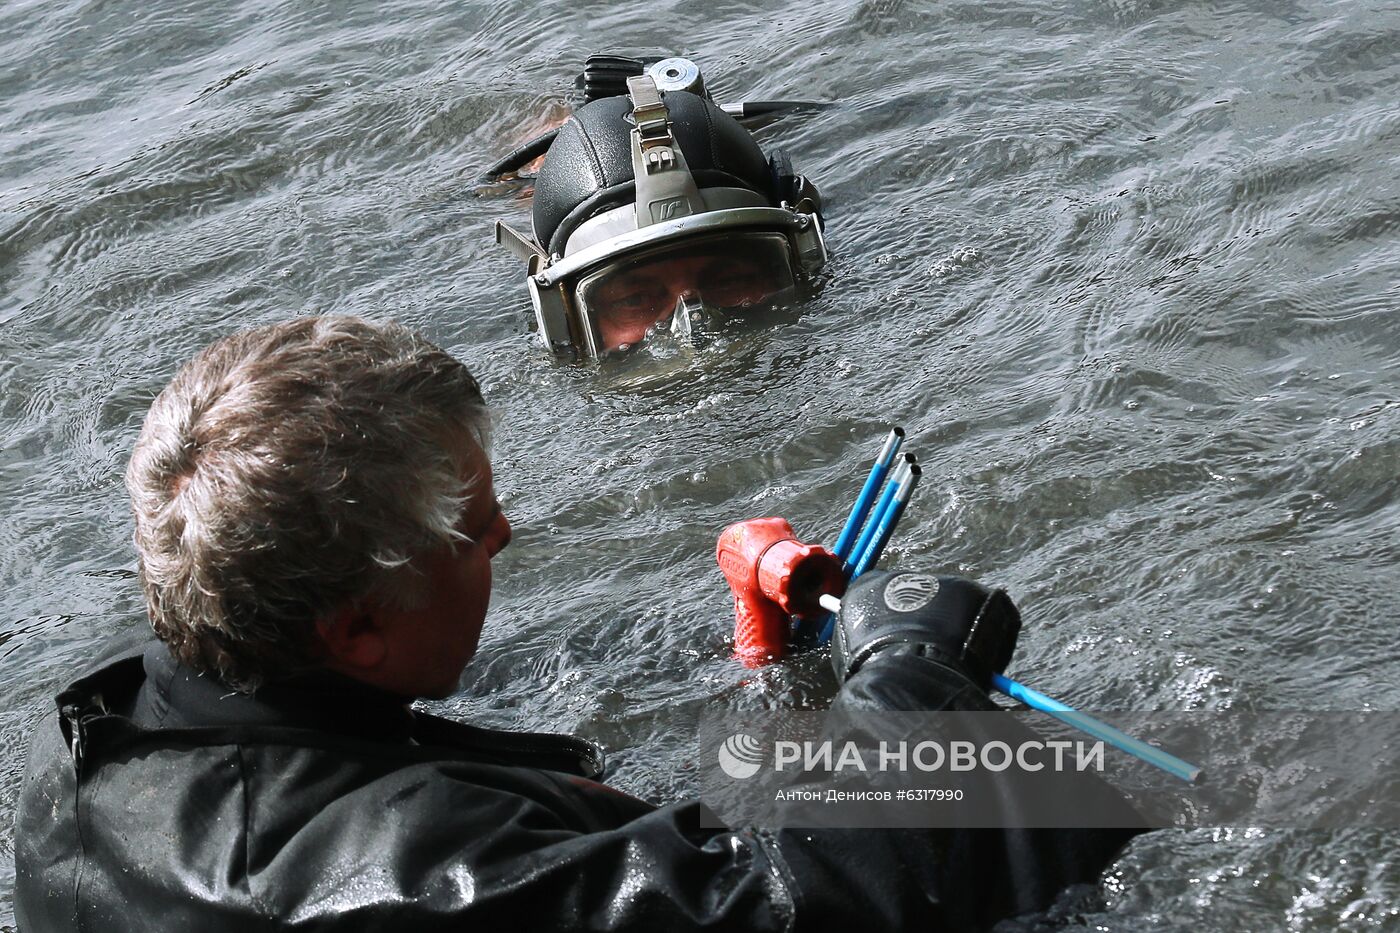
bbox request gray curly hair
[126,316,490,691]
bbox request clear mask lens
[574,233,799,355]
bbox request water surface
[3,0,1399,928]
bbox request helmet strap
[626,75,706,229]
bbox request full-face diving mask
[494,59,827,359]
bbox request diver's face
[591,252,782,352]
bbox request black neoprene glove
[831,570,1021,689]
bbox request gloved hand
[831,570,1021,689]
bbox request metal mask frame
[527,208,824,357]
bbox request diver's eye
[599,281,669,320]
[612,293,665,320]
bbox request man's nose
[485,511,512,558]
[672,263,706,301]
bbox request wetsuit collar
[135,642,417,744]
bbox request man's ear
[315,603,388,672]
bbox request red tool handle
[716,517,845,667]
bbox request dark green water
[2,0,1398,928]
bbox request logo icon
[718,733,765,779]
[884,573,940,613]
[649,197,691,223]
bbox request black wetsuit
[14,637,1144,932]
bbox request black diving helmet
[494,61,827,359]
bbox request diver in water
[491,55,827,359]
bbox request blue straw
[991,674,1202,783]
[848,462,921,580]
[843,455,914,578]
[832,428,904,562]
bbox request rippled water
[3,0,1399,928]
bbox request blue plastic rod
[832,428,904,562]
[818,458,915,644]
[848,462,921,580]
[990,674,1201,783]
[843,454,914,578]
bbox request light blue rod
[848,462,922,581]
[819,459,915,644]
[842,456,912,578]
[832,428,904,562]
[992,674,1202,783]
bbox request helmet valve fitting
[647,57,707,98]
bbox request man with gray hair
[123,315,509,699]
[15,316,1140,932]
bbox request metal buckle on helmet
[628,76,671,151]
